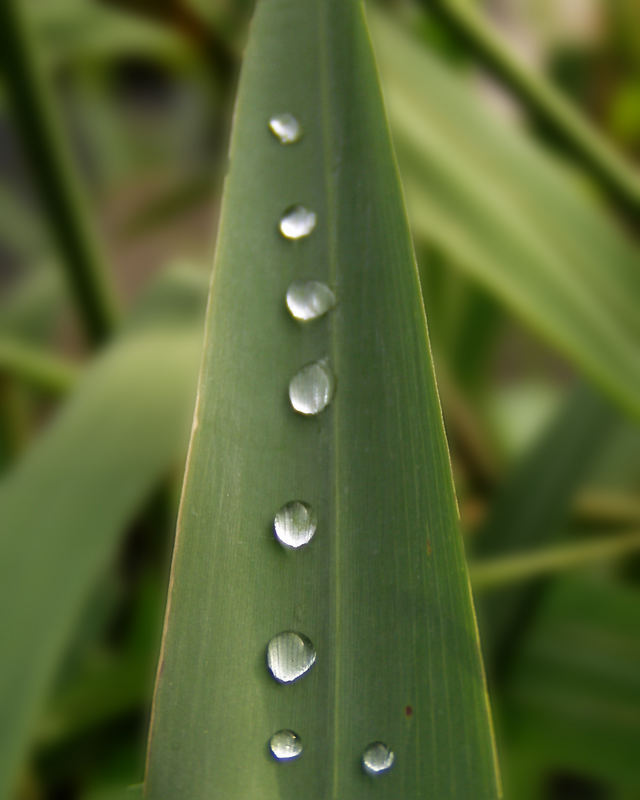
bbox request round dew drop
[268,113,302,144]
[289,358,335,416]
[266,631,316,684]
[269,729,303,761]
[274,501,317,549]
[286,280,335,322]
[279,205,317,240]
[362,742,395,776]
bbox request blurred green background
[0,1,639,798]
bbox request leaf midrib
[316,3,342,796]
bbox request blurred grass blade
[430,0,640,211]
[474,383,616,672]
[371,16,640,418]
[0,0,119,344]
[0,281,203,798]
[471,530,640,591]
[504,576,640,793]
[145,1,500,797]
[0,338,78,395]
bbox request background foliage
[0,0,638,798]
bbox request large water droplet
[279,206,317,240]
[267,631,316,684]
[269,113,302,144]
[286,281,335,322]
[274,501,317,549]
[269,729,303,761]
[362,742,395,776]
[289,358,334,416]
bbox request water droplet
[269,729,303,761]
[269,113,302,144]
[289,358,334,416]
[274,501,317,549]
[279,206,317,240]
[267,631,316,684]
[286,281,336,322]
[362,742,395,776]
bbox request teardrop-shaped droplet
[286,281,336,322]
[267,631,316,684]
[269,113,302,144]
[279,206,317,240]
[274,501,317,549]
[289,358,335,416]
[269,729,303,761]
[362,742,395,776]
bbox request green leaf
[0,289,202,798]
[145,1,500,798]
[473,383,616,670]
[503,576,640,792]
[471,529,640,591]
[0,0,121,345]
[371,14,640,418]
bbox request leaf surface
[145,1,500,798]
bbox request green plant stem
[0,0,120,345]
[573,489,640,527]
[429,0,640,213]
[471,529,640,591]
[0,339,78,396]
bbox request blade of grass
[471,530,640,591]
[144,1,500,797]
[429,0,640,213]
[503,576,640,791]
[0,0,119,344]
[0,286,203,798]
[473,383,617,673]
[371,15,640,418]
[0,338,78,396]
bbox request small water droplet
[279,206,317,240]
[286,281,336,322]
[269,113,302,144]
[269,729,303,761]
[289,358,334,416]
[274,501,317,549]
[267,631,316,684]
[362,742,395,776]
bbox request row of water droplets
[264,114,394,778]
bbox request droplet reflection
[289,358,335,416]
[269,729,303,761]
[279,205,317,240]
[267,631,316,684]
[274,501,317,549]
[362,742,395,776]
[269,113,302,144]
[286,280,335,322]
